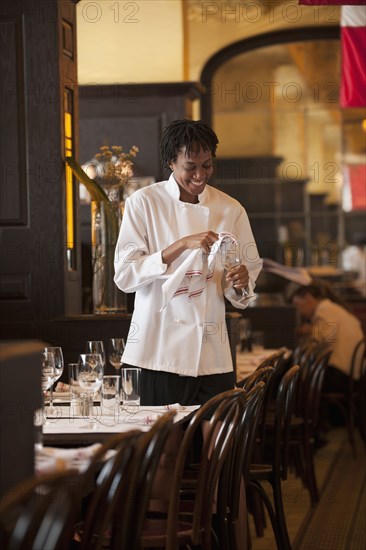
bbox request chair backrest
[271,365,300,480]
[240,366,273,391]
[111,410,176,550]
[0,470,80,550]
[164,388,245,550]
[259,350,293,448]
[218,381,266,528]
[350,337,366,382]
[303,349,332,430]
[79,430,142,550]
[358,343,366,443]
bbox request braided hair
[160,119,219,171]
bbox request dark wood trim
[79,82,204,103]
[200,26,340,124]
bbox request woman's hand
[162,231,218,265]
[226,264,249,292]
[181,231,219,254]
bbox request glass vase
[91,201,126,314]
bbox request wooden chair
[290,348,332,506]
[238,366,273,391]
[358,349,366,447]
[0,470,81,550]
[236,348,287,389]
[321,337,366,456]
[76,430,143,549]
[110,410,176,550]
[217,382,266,550]
[248,365,300,550]
[139,388,245,550]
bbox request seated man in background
[291,283,364,427]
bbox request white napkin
[160,232,237,310]
[34,443,114,476]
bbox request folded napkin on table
[137,403,187,425]
[35,443,116,476]
[55,382,70,392]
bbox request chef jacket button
[173,319,182,324]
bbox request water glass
[121,368,141,407]
[78,353,104,428]
[101,375,120,419]
[34,408,44,449]
[68,363,81,399]
[44,346,64,414]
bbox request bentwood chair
[76,430,143,549]
[139,388,245,550]
[248,365,300,550]
[217,382,266,550]
[75,412,175,550]
[110,411,176,550]
[0,470,81,550]
[290,348,332,506]
[321,337,366,456]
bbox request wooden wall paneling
[79,83,203,181]
[0,0,82,325]
[78,83,203,312]
[59,0,82,316]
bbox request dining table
[235,347,280,382]
[42,402,200,446]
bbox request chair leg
[302,427,319,507]
[248,480,284,550]
[347,402,357,457]
[247,485,266,537]
[290,444,307,489]
[271,476,292,550]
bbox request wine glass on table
[223,241,255,301]
[108,338,125,372]
[86,341,106,369]
[35,351,55,447]
[44,346,64,416]
[78,353,104,429]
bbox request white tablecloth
[43,404,200,435]
[236,348,278,380]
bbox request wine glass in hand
[108,338,125,371]
[223,241,253,300]
[78,353,104,429]
[44,347,64,415]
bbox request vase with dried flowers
[66,144,139,314]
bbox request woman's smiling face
[170,146,214,203]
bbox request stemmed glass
[86,341,106,368]
[35,351,56,445]
[108,338,125,371]
[44,346,64,415]
[223,241,254,301]
[78,353,104,429]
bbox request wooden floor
[248,427,365,550]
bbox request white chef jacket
[114,174,262,377]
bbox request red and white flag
[340,6,366,108]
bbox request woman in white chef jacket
[114,119,262,407]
